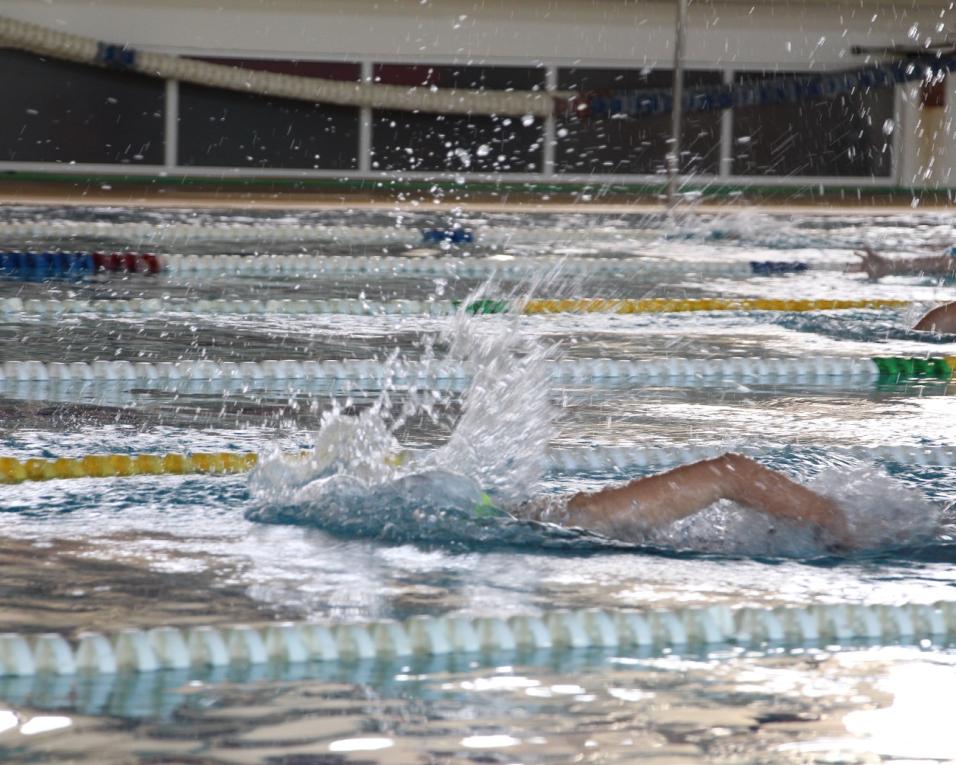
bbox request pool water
[1,205,955,763]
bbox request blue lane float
[421,228,475,245]
[0,251,162,279]
[0,251,95,279]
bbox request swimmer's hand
[721,453,854,551]
[813,503,853,554]
[849,246,891,280]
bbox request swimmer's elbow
[914,315,956,332]
[914,302,956,333]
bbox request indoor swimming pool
[1,205,955,764]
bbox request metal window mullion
[543,65,558,177]
[666,0,688,204]
[892,82,905,187]
[359,60,373,173]
[164,79,179,169]
[720,68,734,178]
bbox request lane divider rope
[0,251,842,279]
[0,221,870,259]
[0,602,952,677]
[4,443,956,485]
[1,356,949,389]
[0,221,655,246]
[517,297,906,314]
[11,376,948,409]
[0,452,257,483]
[0,251,161,277]
[0,296,909,318]
[0,16,557,117]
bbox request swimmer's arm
[565,453,850,544]
[913,301,956,333]
[885,255,956,277]
[851,246,956,280]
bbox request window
[371,64,545,173]
[0,49,164,164]
[178,59,360,169]
[556,67,722,175]
[732,70,894,177]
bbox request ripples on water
[2,206,956,763]
[2,645,956,764]
[247,316,951,559]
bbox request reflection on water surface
[2,206,956,762]
[1,646,954,764]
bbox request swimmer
[912,301,956,332]
[851,245,956,281]
[516,452,851,549]
[850,247,956,333]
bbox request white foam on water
[642,464,939,556]
[248,274,942,557]
[808,465,940,549]
[249,278,561,518]
[421,301,558,504]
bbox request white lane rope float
[0,296,466,318]
[0,222,852,270]
[0,602,953,679]
[0,220,649,247]
[0,16,558,117]
[1,252,847,279]
[7,377,941,411]
[2,355,951,390]
[162,253,843,278]
[162,253,778,278]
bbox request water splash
[247,281,564,547]
[419,300,558,504]
[642,464,940,557]
[246,280,943,558]
[249,401,405,502]
[809,466,940,550]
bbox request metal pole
[543,65,558,176]
[164,79,179,170]
[358,60,373,174]
[667,0,688,206]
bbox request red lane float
[91,252,161,274]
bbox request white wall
[1,0,945,68]
[3,0,954,187]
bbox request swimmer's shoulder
[511,494,573,525]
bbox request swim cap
[472,492,498,519]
